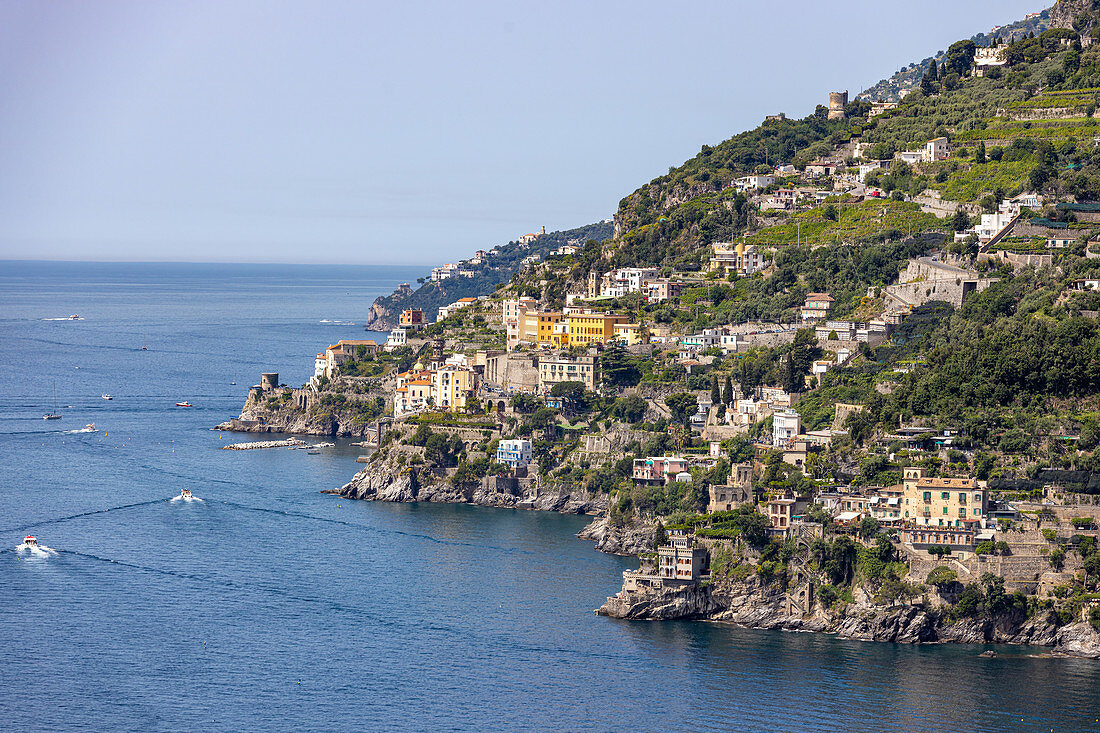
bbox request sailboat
[43,384,61,420]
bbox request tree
[600,344,641,387]
[951,209,970,232]
[920,72,935,96]
[612,395,647,423]
[710,375,721,406]
[550,380,586,402]
[653,521,667,548]
[944,39,976,77]
[928,60,938,81]
[975,141,986,165]
[928,545,951,559]
[926,566,958,587]
[723,375,734,406]
[859,517,881,539]
[665,393,698,427]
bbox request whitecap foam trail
[15,542,57,556]
[170,494,203,503]
[42,317,81,321]
[63,428,96,435]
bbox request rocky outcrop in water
[598,575,1100,658]
[576,517,656,556]
[337,456,610,517]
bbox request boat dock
[222,438,305,450]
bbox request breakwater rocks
[336,460,610,518]
[598,576,1100,658]
[222,438,305,450]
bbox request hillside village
[221,3,1100,654]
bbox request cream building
[902,467,986,528]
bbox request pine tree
[723,375,734,405]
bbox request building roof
[805,293,834,302]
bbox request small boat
[68,314,82,320]
[23,535,37,547]
[141,335,148,351]
[180,489,192,499]
[85,423,96,432]
[102,394,113,400]
[305,448,321,455]
[176,401,193,407]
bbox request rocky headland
[599,572,1100,658]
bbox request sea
[1,260,1098,733]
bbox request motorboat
[102,394,113,400]
[85,423,96,432]
[68,314,82,320]
[180,489,192,500]
[305,448,321,455]
[176,401,193,407]
[23,536,37,547]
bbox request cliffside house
[496,438,532,468]
[315,339,380,378]
[657,530,708,581]
[632,456,688,486]
[707,464,754,512]
[645,278,685,303]
[902,467,987,529]
[517,226,546,245]
[431,263,459,282]
[801,293,834,322]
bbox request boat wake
[15,541,57,557]
[42,317,83,321]
[319,319,356,325]
[63,426,98,434]
[169,494,204,503]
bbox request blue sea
[1,260,1098,732]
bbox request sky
[0,0,1046,265]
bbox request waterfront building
[496,438,532,467]
[657,530,708,581]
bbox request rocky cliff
[599,576,1100,658]
[337,454,611,517]
[216,383,386,438]
[1050,0,1100,31]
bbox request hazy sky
[0,0,1044,265]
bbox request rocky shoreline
[331,458,660,555]
[598,575,1100,658]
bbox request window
[943,506,948,515]
[974,493,982,504]
[959,493,967,504]
[923,491,931,503]
[941,492,950,500]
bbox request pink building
[632,456,688,486]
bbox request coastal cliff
[599,575,1100,658]
[216,380,389,438]
[336,456,610,516]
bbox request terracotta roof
[805,293,834,301]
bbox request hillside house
[709,243,763,276]
[632,456,688,486]
[902,467,986,529]
[801,293,834,322]
[496,439,532,468]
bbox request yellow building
[564,313,630,347]
[901,467,986,528]
[515,310,563,347]
[431,365,474,411]
[612,323,643,346]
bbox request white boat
[23,535,37,547]
[102,394,113,400]
[180,489,192,499]
[85,423,96,432]
[68,314,82,320]
[176,401,193,407]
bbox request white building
[385,327,407,351]
[496,439,533,467]
[734,174,775,192]
[773,409,802,447]
[431,263,459,282]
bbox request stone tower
[828,91,849,120]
